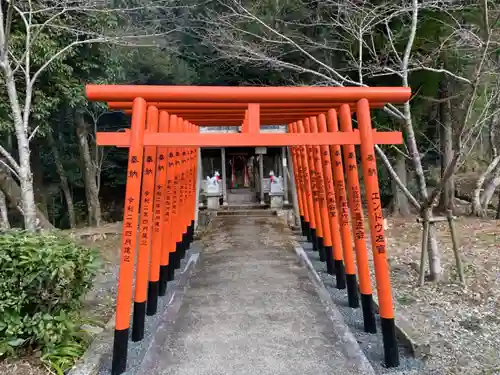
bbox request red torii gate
[86,85,411,375]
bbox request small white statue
[206,171,221,194]
[269,170,284,194]
[269,170,276,184]
[206,171,221,186]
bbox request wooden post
[286,145,300,227]
[357,98,399,368]
[259,153,265,205]
[112,97,147,375]
[221,147,228,205]
[418,210,431,287]
[132,105,159,340]
[338,104,376,333]
[282,147,289,204]
[327,109,359,308]
[315,115,345,283]
[156,111,171,297]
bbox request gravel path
[140,216,373,375]
[299,240,424,374]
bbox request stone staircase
[226,188,258,205]
[216,206,277,217]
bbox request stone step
[218,204,269,210]
[216,209,277,217]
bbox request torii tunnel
[86,84,411,375]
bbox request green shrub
[0,230,100,356]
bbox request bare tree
[472,94,500,216]
[190,0,500,280]
[47,130,77,228]
[473,160,500,216]
[85,105,115,202]
[0,0,183,230]
[0,167,54,230]
[0,190,9,229]
[389,153,411,216]
[76,109,102,227]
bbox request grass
[41,339,88,375]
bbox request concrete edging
[291,235,430,361]
[68,245,202,375]
[68,313,116,375]
[292,242,376,375]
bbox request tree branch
[375,145,421,210]
[0,145,20,174]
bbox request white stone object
[206,171,221,195]
[269,171,284,196]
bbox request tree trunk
[390,153,411,215]
[472,155,500,216]
[439,77,455,211]
[30,141,49,219]
[76,111,101,226]
[0,169,53,230]
[0,190,10,229]
[481,167,500,213]
[82,172,93,225]
[3,69,38,231]
[0,137,12,230]
[90,138,103,194]
[47,131,77,228]
[488,95,499,160]
[496,189,500,219]
[403,102,442,280]
[426,225,441,281]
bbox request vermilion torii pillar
[85,84,410,374]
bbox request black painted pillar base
[131,301,146,342]
[174,242,183,269]
[305,221,312,242]
[111,328,129,375]
[381,318,400,368]
[184,231,190,253]
[310,228,317,251]
[159,265,169,297]
[325,246,335,275]
[168,253,176,280]
[146,281,159,316]
[186,223,193,245]
[334,259,346,289]
[361,294,377,333]
[181,232,188,259]
[186,229,191,248]
[189,220,195,244]
[345,274,360,308]
[318,237,326,262]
